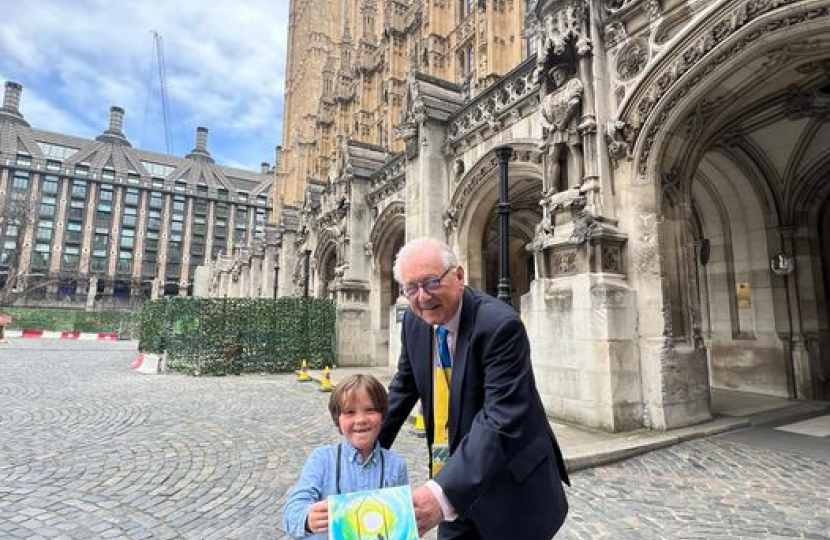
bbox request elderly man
[379,237,569,540]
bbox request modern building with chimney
[0,81,276,308]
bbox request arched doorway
[626,1,830,405]
[453,145,544,307]
[367,201,405,366]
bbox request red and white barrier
[5,329,120,340]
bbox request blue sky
[0,0,290,171]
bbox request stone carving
[552,249,579,275]
[333,263,349,279]
[604,21,628,48]
[603,0,630,13]
[540,61,584,192]
[535,3,588,59]
[453,158,465,178]
[569,209,600,245]
[363,241,373,259]
[627,0,830,177]
[446,60,537,148]
[528,217,553,253]
[616,40,648,81]
[602,246,623,273]
[647,0,662,20]
[605,120,634,166]
[443,205,459,234]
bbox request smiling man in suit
[378,237,569,540]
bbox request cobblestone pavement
[1,341,828,540]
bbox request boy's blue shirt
[281,438,409,539]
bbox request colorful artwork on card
[328,485,418,540]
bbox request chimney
[3,81,22,112]
[261,162,270,174]
[0,81,28,126]
[196,126,208,151]
[108,106,125,133]
[95,105,130,146]
[185,126,214,162]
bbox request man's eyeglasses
[401,267,455,299]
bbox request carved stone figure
[540,64,584,193]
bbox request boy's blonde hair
[328,374,389,427]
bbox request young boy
[282,374,409,539]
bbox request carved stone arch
[313,231,340,299]
[368,202,406,263]
[618,0,830,181]
[450,141,544,237]
[366,201,406,368]
[794,155,830,230]
[451,142,544,301]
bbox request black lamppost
[302,249,312,299]
[495,145,513,305]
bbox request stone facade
[276,0,830,431]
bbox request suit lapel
[413,321,434,442]
[448,287,475,448]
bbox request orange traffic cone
[296,359,312,382]
[319,366,333,392]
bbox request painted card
[328,485,418,540]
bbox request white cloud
[0,0,288,170]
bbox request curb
[564,417,752,473]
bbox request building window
[124,189,139,206]
[122,207,138,227]
[41,177,60,194]
[71,181,87,199]
[12,171,30,190]
[120,228,135,249]
[149,193,163,209]
[62,246,80,271]
[90,257,107,272]
[116,251,132,275]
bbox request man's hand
[306,500,329,533]
[412,484,444,535]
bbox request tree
[0,196,37,305]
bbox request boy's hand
[306,500,329,533]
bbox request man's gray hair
[392,237,458,283]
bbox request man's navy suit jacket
[379,287,569,540]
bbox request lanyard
[335,443,385,494]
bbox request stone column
[404,118,450,241]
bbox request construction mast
[151,30,173,154]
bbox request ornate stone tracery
[620,0,830,177]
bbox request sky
[0,0,290,171]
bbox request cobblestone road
[1,341,827,539]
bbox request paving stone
[1,340,828,539]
